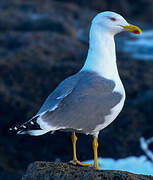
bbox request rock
[21,161,153,180]
[55,0,153,23]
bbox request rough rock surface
[21,161,153,180]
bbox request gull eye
[109,17,116,21]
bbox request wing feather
[10,73,80,135]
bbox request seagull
[11,11,142,170]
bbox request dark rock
[21,161,153,180]
[0,170,21,180]
[55,0,153,23]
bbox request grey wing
[14,71,123,136]
[36,74,80,116]
[40,72,123,134]
[13,73,80,135]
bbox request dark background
[0,0,153,179]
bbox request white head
[82,11,142,79]
[92,11,141,36]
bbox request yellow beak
[122,24,142,34]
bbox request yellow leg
[93,136,100,170]
[71,131,91,167]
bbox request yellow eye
[109,17,116,21]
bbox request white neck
[81,24,120,81]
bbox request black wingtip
[9,124,20,132]
[9,118,40,134]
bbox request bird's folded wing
[35,73,80,117]
[38,71,123,133]
[12,71,123,135]
[11,73,80,134]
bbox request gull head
[92,11,142,36]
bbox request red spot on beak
[133,30,139,34]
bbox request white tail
[17,129,49,136]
